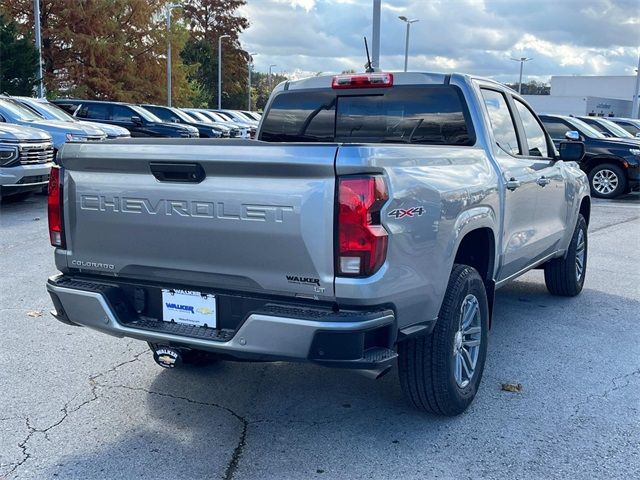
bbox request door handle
[536,176,551,187]
[505,178,521,191]
[149,162,205,183]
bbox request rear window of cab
[259,85,475,146]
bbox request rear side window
[83,103,110,120]
[513,99,548,157]
[112,105,133,121]
[260,86,474,145]
[481,89,520,156]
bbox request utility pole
[248,53,257,111]
[510,57,532,94]
[33,0,44,97]
[217,35,230,109]
[371,0,381,70]
[166,4,181,107]
[398,16,419,72]
[632,53,640,119]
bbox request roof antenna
[363,37,374,73]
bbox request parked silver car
[0,123,54,200]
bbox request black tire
[544,214,588,296]
[588,163,626,199]
[398,264,489,416]
[147,342,220,367]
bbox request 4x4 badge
[388,207,425,219]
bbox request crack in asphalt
[572,368,640,417]
[4,349,148,479]
[590,215,640,234]
[100,384,250,480]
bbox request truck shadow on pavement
[42,279,640,480]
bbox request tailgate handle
[150,162,205,183]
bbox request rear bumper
[46,275,397,369]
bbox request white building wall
[550,76,636,101]
[523,95,587,116]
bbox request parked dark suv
[52,100,198,138]
[540,114,640,198]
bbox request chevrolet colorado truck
[46,72,590,415]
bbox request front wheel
[588,163,626,198]
[398,264,489,416]
[544,214,588,296]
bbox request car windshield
[188,111,212,123]
[130,105,162,122]
[34,101,76,122]
[597,119,634,138]
[0,98,42,121]
[566,117,606,139]
[170,108,197,122]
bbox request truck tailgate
[59,140,337,299]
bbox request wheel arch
[582,155,628,176]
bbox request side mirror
[558,141,585,162]
[635,133,640,138]
[565,130,580,141]
[131,115,142,125]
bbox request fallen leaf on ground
[27,310,43,317]
[501,383,523,393]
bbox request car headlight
[630,148,640,156]
[0,145,19,166]
[65,133,88,142]
[211,129,222,138]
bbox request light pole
[398,16,419,72]
[632,54,640,119]
[268,64,277,91]
[166,3,181,107]
[33,0,44,97]
[248,53,257,111]
[217,34,230,109]
[510,57,532,94]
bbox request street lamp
[268,64,277,91]
[510,57,533,94]
[398,16,419,72]
[166,3,181,107]
[218,35,230,109]
[248,53,257,111]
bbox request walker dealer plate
[161,289,217,328]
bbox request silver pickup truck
[46,72,590,415]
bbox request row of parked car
[0,95,262,201]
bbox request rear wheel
[398,264,489,416]
[588,163,626,198]
[544,214,588,296]
[148,342,220,368]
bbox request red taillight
[337,176,388,276]
[332,72,394,89]
[48,166,65,248]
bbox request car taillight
[337,175,388,276]
[332,72,393,89]
[48,166,65,248]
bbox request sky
[238,0,640,83]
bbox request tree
[181,0,250,108]
[0,13,39,95]
[1,0,195,103]
[505,80,550,95]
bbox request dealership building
[523,75,639,117]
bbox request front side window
[514,99,548,157]
[481,89,520,155]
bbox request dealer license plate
[161,289,217,328]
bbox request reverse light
[48,166,65,248]
[332,72,394,89]
[337,176,389,277]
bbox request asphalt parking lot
[1,193,639,480]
